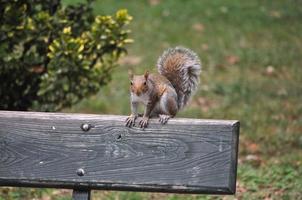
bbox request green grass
[1,0,302,199]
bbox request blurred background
[0,0,301,199]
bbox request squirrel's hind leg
[158,89,178,124]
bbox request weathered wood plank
[0,111,239,194]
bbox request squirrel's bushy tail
[157,46,201,109]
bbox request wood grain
[0,111,239,194]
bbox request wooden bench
[0,111,239,200]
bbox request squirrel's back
[157,46,201,109]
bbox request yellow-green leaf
[63,26,71,34]
[78,44,84,52]
[49,45,55,52]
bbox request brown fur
[160,53,186,95]
[157,47,201,109]
[130,75,148,96]
[166,96,178,116]
[129,73,176,116]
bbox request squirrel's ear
[128,70,134,80]
[144,70,149,80]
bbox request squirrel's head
[129,71,150,96]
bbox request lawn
[1,0,301,199]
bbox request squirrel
[125,46,201,128]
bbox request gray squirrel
[125,46,201,128]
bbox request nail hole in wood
[116,134,122,141]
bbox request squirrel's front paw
[139,117,149,129]
[125,115,137,127]
[159,114,171,124]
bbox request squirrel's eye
[130,82,133,85]
[144,81,147,85]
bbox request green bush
[0,0,132,111]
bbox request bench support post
[72,189,91,200]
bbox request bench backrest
[0,111,239,199]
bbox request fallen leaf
[118,55,142,65]
[245,154,259,161]
[236,181,248,193]
[247,143,260,154]
[274,188,285,196]
[40,195,51,200]
[244,154,262,167]
[201,43,209,51]
[265,65,275,76]
[269,10,281,18]
[149,0,160,6]
[192,23,205,32]
[272,114,285,120]
[191,97,219,112]
[225,55,240,65]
